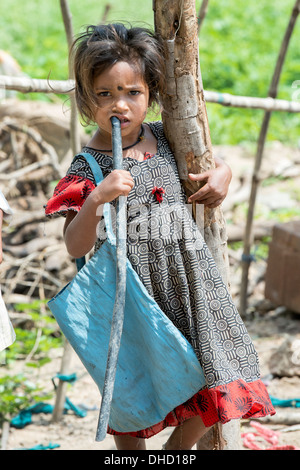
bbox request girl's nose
[112,97,129,113]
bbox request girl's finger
[188,185,211,202]
[188,172,209,181]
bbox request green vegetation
[0,0,299,145]
[4,300,62,366]
[0,374,52,426]
[229,236,271,261]
[0,301,61,424]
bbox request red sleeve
[45,175,96,217]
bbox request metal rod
[96,116,127,441]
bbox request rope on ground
[10,372,87,429]
[242,420,300,450]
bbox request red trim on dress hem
[107,378,275,439]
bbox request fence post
[239,0,300,315]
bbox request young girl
[45,23,275,450]
[0,189,15,352]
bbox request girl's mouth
[119,118,130,129]
[112,116,129,124]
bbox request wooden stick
[205,90,300,113]
[101,3,112,23]
[1,421,10,450]
[255,409,300,425]
[0,75,74,94]
[0,160,53,181]
[0,119,63,179]
[50,0,80,424]
[51,340,73,423]
[96,117,127,441]
[1,75,300,113]
[60,0,81,157]
[197,0,210,33]
[239,0,300,316]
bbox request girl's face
[93,61,150,145]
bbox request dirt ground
[2,306,300,451]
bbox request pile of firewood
[0,99,87,314]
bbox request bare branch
[1,76,300,113]
[0,75,74,94]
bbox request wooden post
[197,0,210,33]
[239,0,300,316]
[51,339,73,422]
[153,0,241,450]
[52,0,80,423]
[153,0,229,284]
[60,0,81,156]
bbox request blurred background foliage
[0,0,299,146]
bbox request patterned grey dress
[46,121,275,436]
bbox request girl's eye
[129,90,140,95]
[97,91,110,97]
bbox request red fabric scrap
[152,186,165,203]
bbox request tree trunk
[153,0,241,450]
[153,0,229,284]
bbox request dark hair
[71,23,166,125]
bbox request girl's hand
[93,170,134,204]
[63,170,134,259]
[187,157,232,208]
